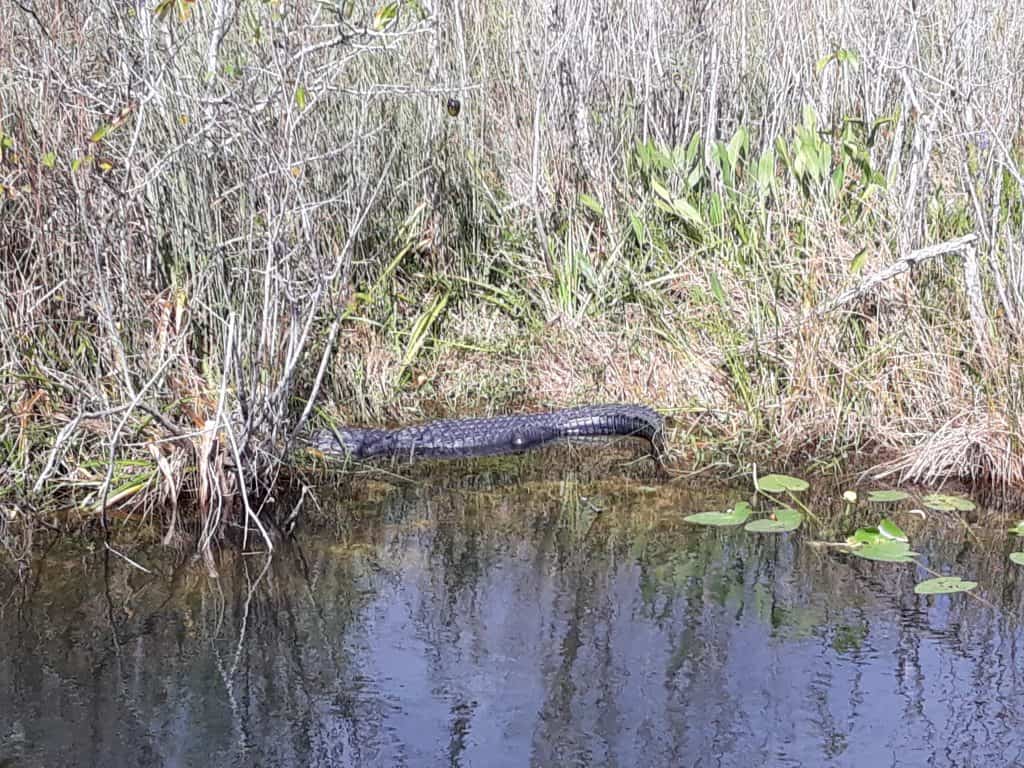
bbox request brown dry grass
[2,0,1024,560]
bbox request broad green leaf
[866,489,909,503]
[745,508,802,533]
[373,2,399,30]
[756,474,809,493]
[831,164,845,196]
[848,527,882,545]
[41,152,56,169]
[756,149,775,194]
[294,86,308,111]
[684,502,752,527]
[836,48,861,66]
[672,197,703,227]
[89,124,112,143]
[1010,552,1024,566]
[629,211,645,244]
[652,198,677,217]
[849,540,918,563]
[913,576,977,595]
[877,518,908,542]
[921,493,975,512]
[727,126,749,168]
[686,164,703,190]
[579,193,604,218]
[684,133,701,165]
[1009,521,1024,537]
[155,0,174,20]
[650,179,673,204]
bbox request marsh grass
[2,0,1024,559]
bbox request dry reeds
[1,0,1023,556]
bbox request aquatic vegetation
[686,474,988,595]
[744,508,802,533]
[683,501,752,527]
[844,520,917,562]
[921,494,976,512]
[914,576,977,595]
[755,474,810,493]
[1008,522,1024,566]
[848,539,918,563]
[865,490,911,503]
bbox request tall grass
[2,0,1023,557]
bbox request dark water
[2,462,1024,767]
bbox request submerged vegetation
[2,0,1024,553]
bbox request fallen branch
[707,233,982,368]
[818,233,979,315]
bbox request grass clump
[2,0,1024,558]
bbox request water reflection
[1,470,1023,767]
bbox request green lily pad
[921,493,975,512]
[848,527,882,545]
[913,576,977,595]
[1010,552,1024,566]
[745,508,802,533]
[877,518,908,542]
[684,501,752,527]
[756,474,809,493]
[846,519,907,546]
[849,540,919,562]
[866,489,910,503]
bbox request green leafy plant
[684,501,753,527]
[686,472,810,533]
[921,494,976,512]
[845,519,917,562]
[745,508,802,533]
[866,489,911,503]
[914,577,977,595]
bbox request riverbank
[2,0,1023,552]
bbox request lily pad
[745,508,802,533]
[846,518,907,546]
[877,518,908,542]
[921,493,975,512]
[849,540,918,563]
[866,489,910,503]
[848,527,882,545]
[684,502,752,527]
[756,474,809,493]
[913,576,977,595]
[1010,552,1024,566]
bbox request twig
[104,542,153,574]
[818,233,979,315]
